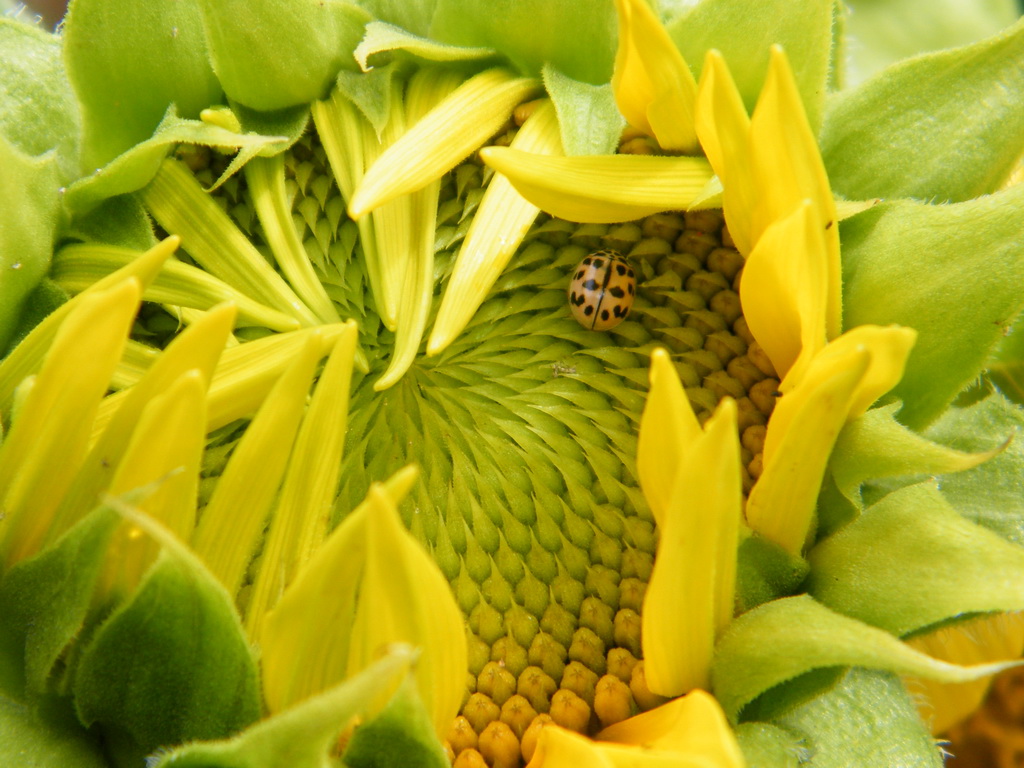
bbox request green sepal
[196,0,370,111]
[925,390,1024,545]
[542,65,624,157]
[149,646,415,768]
[840,185,1024,428]
[711,594,1019,722]
[357,0,438,38]
[0,139,61,354]
[841,0,1020,84]
[0,19,81,181]
[73,511,260,762]
[0,506,119,698]
[64,194,157,251]
[232,101,311,157]
[774,668,942,768]
[734,530,809,614]
[666,0,836,133]
[990,317,1024,403]
[64,106,290,213]
[735,721,806,768]
[429,0,616,84]
[806,482,1024,636]
[353,20,497,73]
[0,693,108,768]
[333,64,402,137]
[342,673,449,768]
[63,0,223,173]
[822,17,1024,202]
[828,402,1002,510]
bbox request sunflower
[2,2,1024,768]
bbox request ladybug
[568,249,636,331]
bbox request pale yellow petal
[348,68,540,218]
[612,0,698,152]
[636,347,702,526]
[480,147,713,224]
[750,48,841,339]
[907,613,1024,734]
[694,52,754,255]
[643,397,741,696]
[428,99,562,356]
[741,202,828,384]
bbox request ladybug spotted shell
[568,250,636,331]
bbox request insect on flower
[568,249,636,331]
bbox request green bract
[1,1,1023,767]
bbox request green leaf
[822,17,1024,202]
[840,185,1024,428]
[735,721,805,767]
[149,647,415,768]
[342,674,449,768]
[990,320,1024,403]
[711,594,1019,722]
[542,65,624,157]
[64,107,290,212]
[73,518,260,761]
[1,279,70,360]
[734,531,809,614]
[429,0,617,84]
[828,402,1001,509]
[0,507,120,697]
[0,139,61,354]
[64,194,157,251]
[63,0,223,172]
[0,19,81,181]
[843,0,1020,84]
[0,693,108,768]
[806,482,1024,636]
[667,0,835,133]
[925,390,1024,545]
[774,668,942,768]
[196,0,370,111]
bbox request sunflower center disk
[192,125,780,767]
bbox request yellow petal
[0,278,141,567]
[750,47,841,339]
[374,69,463,386]
[191,332,325,596]
[906,613,1024,734]
[245,154,342,325]
[260,466,418,714]
[694,51,755,255]
[101,368,208,596]
[142,159,320,327]
[244,324,359,636]
[643,397,741,695]
[52,242,300,332]
[348,68,541,218]
[747,325,916,554]
[479,147,713,224]
[528,726,617,768]
[636,347,702,526]
[428,99,562,356]
[740,201,828,384]
[598,690,744,768]
[54,303,236,542]
[612,0,699,152]
[0,236,177,413]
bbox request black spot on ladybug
[601,309,610,321]
[609,286,625,299]
[582,279,600,291]
[616,263,627,276]
[584,305,594,316]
